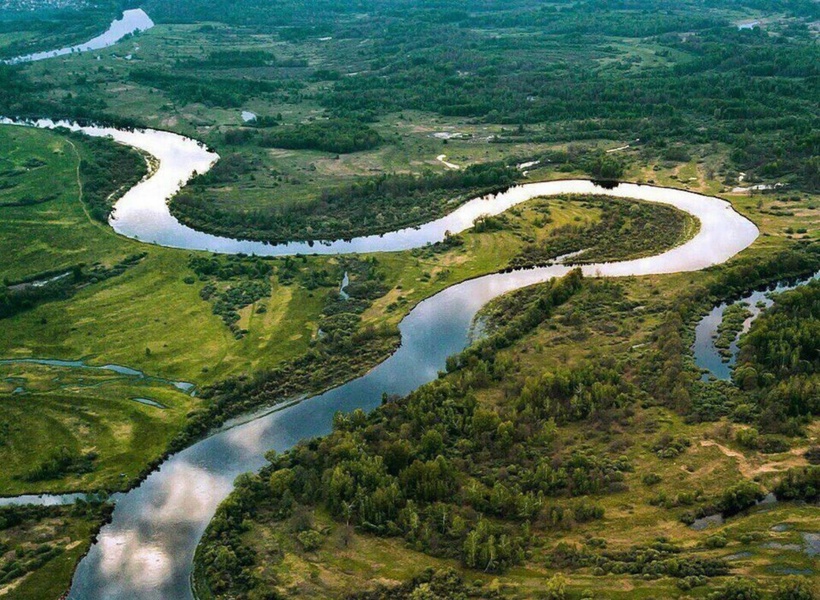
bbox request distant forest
[2,0,817,192]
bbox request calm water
[692,272,819,380]
[0,357,194,393]
[0,120,759,599]
[3,9,154,64]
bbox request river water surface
[692,272,820,380]
[3,9,154,64]
[0,120,759,599]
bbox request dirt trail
[700,440,808,479]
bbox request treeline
[257,119,382,154]
[171,161,519,243]
[73,132,148,222]
[129,69,301,108]
[221,118,383,154]
[181,49,278,69]
[0,254,145,320]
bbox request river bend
[0,120,759,599]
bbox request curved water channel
[693,272,820,380]
[2,9,154,65]
[0,120,759,599]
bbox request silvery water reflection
[693,272,819,380]
[0,119,758,598]
[3,9,154,64]
[3,119,757,264]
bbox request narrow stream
[692,272,819,380]
[0,120,759,599]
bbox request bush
[772,576,817,600]
[642,473,662,486]
[710,578,761,600]
[296,530,323,552]
[718,481,764,516]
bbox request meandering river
[2,9,154,65]
[0,120,759,599]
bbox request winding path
[0,120,759,599]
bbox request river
[0,120,758,599]
[2,9,154,65]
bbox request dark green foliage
[188,255,276,336]
[549,538,729,579]
[732,280,820,433]
[714,302,752,359]
[717,481,764,517]
[0,253,145,320]
[183,49,278,69]
[773,466,820,503]
[709,577,762,600]
[772,576,818,600]
[257,119,382,154]
[129,69,298,108]
[172,161,519,243]
[76,133,148,222]
[737,281,820,380]
[21,447,98,482]
[652,434,691,459]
